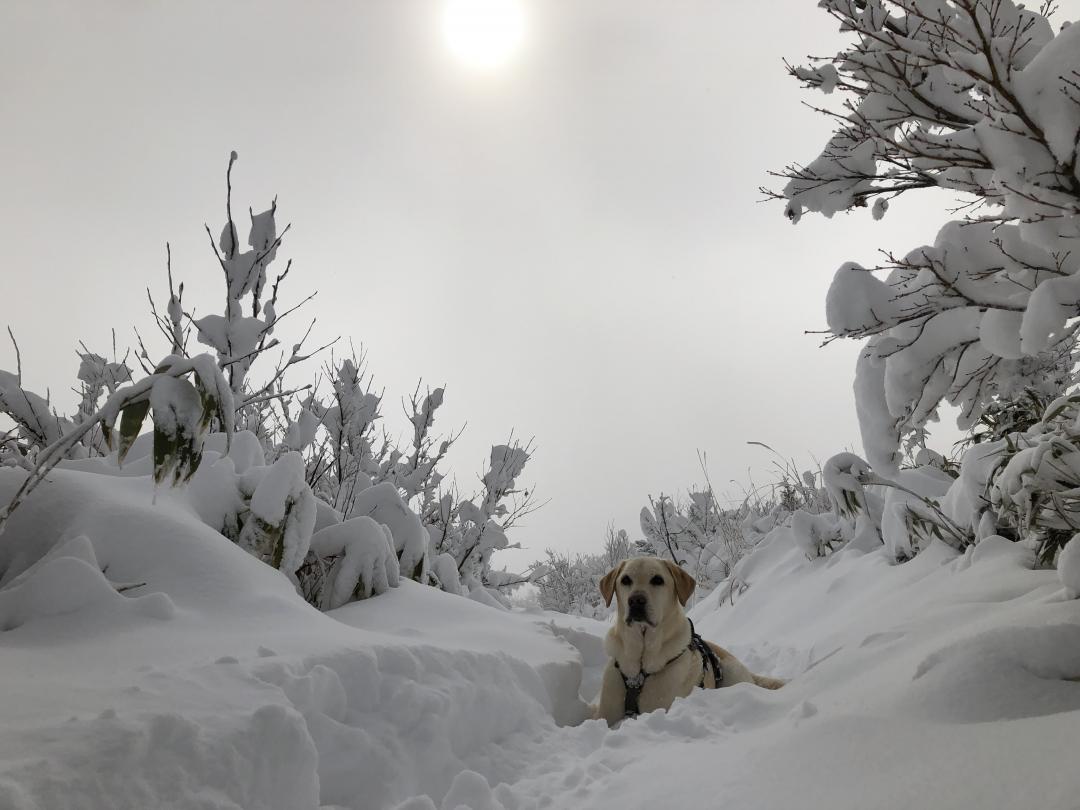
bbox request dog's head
[599,557,696,627]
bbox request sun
[441,0,526,70]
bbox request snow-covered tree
[426,441,540,603]
[75,342,133,428]
[298,353,385,515]
[760,0,1080,569]
[771,0,1080,475]
[1,333,132,461]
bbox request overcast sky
[2,0,1016,567]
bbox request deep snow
[0,468,583,810]
[2,465,1080,809]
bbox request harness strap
[615,646,688,718]
[616,666,647,719]
[616,619,724,718]
[688,618,723,688]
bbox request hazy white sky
[3,0,1029,566]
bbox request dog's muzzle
[626,592,650,624]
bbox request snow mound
[0,534,175,632]
[0,467,587,810]
[911,624,1080,722]
[0,704,317,810]
[333,580,590,726]
[1059,533,1080,599]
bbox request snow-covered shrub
[531,551,611,618]
[302,516,400,608]
[636,458,826,588]
[1,152,539,610]
[426,442,540,603]
[298,354,384,515]
[185,153,309,409]
[880,452,957,561]
[962,389,1058,449]
[351,481,429,582]
[1,340,132,461]
[755,452,886,561]
[429,552,465,596]
[237,451,316,573]
[977,394,1080,564]
[638,493,746,588]
[535,455,843,614]
[0,369,74,454]
[788,509,846,559]
[269,349,539,600]
[531,527,633,617]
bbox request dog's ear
[599,561,626,607]
[665,560,696,606]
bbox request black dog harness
[615,618,723,719]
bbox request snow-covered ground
[3,465,1080,810]
[0,467,587,810]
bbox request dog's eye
[650,575,664,586]
[620,575,632,586]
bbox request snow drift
[0,466,587,810]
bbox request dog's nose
[628,593,647,611]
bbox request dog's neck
[606,613,692,677]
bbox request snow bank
[334,583,593,727]
[0,534,174,631]
[0,467,585,810]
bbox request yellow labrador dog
[595,557,784,726]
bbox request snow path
[396,536,1080,810]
